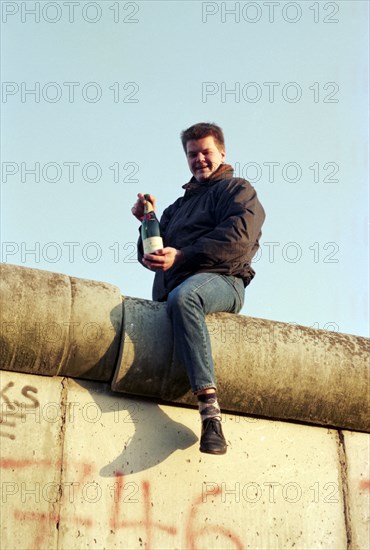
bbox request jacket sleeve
[179,181,265,269]
[159,197,183,235]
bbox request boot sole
[199,445,227,455]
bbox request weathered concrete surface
[0,371,65,549]
[0,263,122,381]
[342,431,370,548]
[1,263,369,432]
[113,297,370,432]
[1,370,369,549]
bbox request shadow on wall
[76,380,198,478]
[75,300,197,477]
[111,297,194,401]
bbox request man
[131,122,265,454]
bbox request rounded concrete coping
[1,264,369,432]
[112,297,370,433]
[0,263,123,381]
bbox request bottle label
[143,236,163,255]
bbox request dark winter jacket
[138,163,265,301]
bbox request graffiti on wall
[1,457,244,549]
[0,381,39,440]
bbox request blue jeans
[166,273,245,394]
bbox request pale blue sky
[1,1,369,337]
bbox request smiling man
[186,134,225,182]
[132,122,265,454]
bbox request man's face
[186,136,225,182]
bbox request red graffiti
[111,471,177,547]
[185,486,243,550]
[13,510,93,548]
[1,457,94,549]
[1,458,54,469]
[111,471,243,549]
[1,458,243,549]
[359,479,370,490]
[0,457,93,475]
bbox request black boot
[200,418,227,455]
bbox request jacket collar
[182,163,234,191]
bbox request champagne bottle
[141,194,163,254]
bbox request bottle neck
[144,199,154,215]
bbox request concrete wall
[1,263,369,548]
[114,297,370,432]
[1,370,369,550]
[1,264,369,432]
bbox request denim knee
[167,284,197,317]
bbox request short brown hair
[181,122,225,153]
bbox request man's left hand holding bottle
[131,193,184,272]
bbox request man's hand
[142,247,184,271]
[131,193,157,221]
